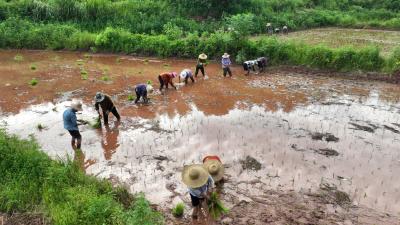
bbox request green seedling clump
[90,116,101,129]
[30,64,37,70]
[127,94,134,101]
[208,192,229,219]
[29,78,38,86]
[14,55,23,62]
[36,124,45,131]
[81,70,88,80]
[101,75,110,81]
[172,203,184,217]
[76,59,84,66]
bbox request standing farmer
[179,69,195,85]
[134,82,153,104]
[182,164,214,220]
[195,53,208,77]
[158,72,177,91]
[63,102,83,150]
[221,53,232,77]
[94,92,121,125]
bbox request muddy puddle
[1,50,400,221]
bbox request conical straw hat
[199,53,208,60]
[182,164,209,188]
[203,159,224,182]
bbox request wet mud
[1,50,400,224]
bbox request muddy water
[1,50,400,217]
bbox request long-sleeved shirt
[95,95,115,113]
[135,84,147,96]
[63,108,78,131]
[221,57,231,68]
[188,175,214,198]
[159,73,175,85]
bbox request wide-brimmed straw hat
[182,164,209,188]
[71,101,83,111]
[171,72,177,78]
[94,92,105,103]
[199,53,208,60]
[203,159,224,182]
[222,53,230,58]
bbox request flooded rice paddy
[1,50,400,220]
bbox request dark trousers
[158,75,165,91]
[195,64,205,77]
[135,90,148,103]
[223,67,232,77]
[103,107,120,125]
[184,75,195,84]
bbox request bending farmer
[179,69,195,84]
[158,72,177,91]
[135,82,154,104]
[94,92,121,125]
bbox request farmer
[158,72,177,91]
[94,92,121,125]
[266,23,273,35]
[203,156,224,183]
[179,69,195,84]
[182,164,214,220]
[282,25,288,35]
[195,53,208,77]
[243,60,258,75]
[134,81,154,104]
[63,101,82,150]
[221,53,232,77]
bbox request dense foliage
[0,0,399,35]
[0,0,399,74]
[0,130,164,225]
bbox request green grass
[0,130,164,225]
[29,78,38,86]
[171,203,184,217]
[127,95,134,101]
[271,28,400,58]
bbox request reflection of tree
[101,123,120,161]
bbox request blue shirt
[221,58,231,68]
[63,108,78,131]
[188,176,214,198]
[135,84,147,96]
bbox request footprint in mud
[313,148,339,157]
[240,156,262,171]
[349,122,376,133]
[310,132,339,142]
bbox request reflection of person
[63,102,82,150]
[203,156,224,183]
[74,148,96,171]
[135,82,154,104]
[221,53,232,77]
[179,69,195,84]
[94,92,121,125]
[101,125,120,161]
[182,164,214,220]
[195,53,207,77]
[158,72,177,91]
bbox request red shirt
[159,73,174,84]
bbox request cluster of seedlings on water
[80,69,88,80]
[100,68,111,82]
[76,59,84,66]
[171,202,184,217]
[29,78,38,86]
[14,54,23,62]
[36,123,46,131]
[127,94,134,101]
[30,64,37,70]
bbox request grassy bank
[0,130,164,225]
[1,18,399,74]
